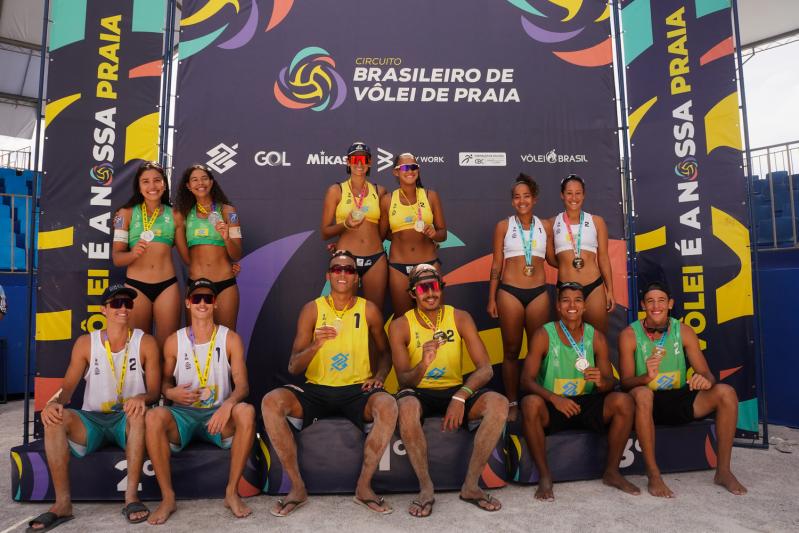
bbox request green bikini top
[186,204,226,247]
[128,204,175,247]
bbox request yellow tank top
[335,180,381,224]
[305,296,371,386]
[389,188,434,233]
[405,305,463,389]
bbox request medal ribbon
[103,329,131,402]
[514,216,534,268]
[189,326,217,388]
[196,201,217,216]
[326,295,353,322]
[559,320,586,361]
[563,211,584,259]
[349,180,367,210]
[644,320,669,349]
[416,307,443,335]
[141,203,160,233]
[400,189,423,226]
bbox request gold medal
[351,208,364,222]
[433,330,448,345]
[523,265,534,276]
[652,346,666,359]
[333,317,343,332]
[199,387,212,401]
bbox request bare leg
[397,396,434,517]
[355,392,397,513]
[214,284,239,331]
[601,392,640,495]
[460,392,508,511]
[261,389,308,515]
[582,283,609,335]
[222,403,256,517]
[629,387,673,497]
[693,384,747,495]
[388,266,413,317]
[152,282,181,352]
[520,395,554,501]
[124,411,149,520]
[125,283,154,334]
[146,408,181,525]
[360,255,388,312]
[496,289,524,422]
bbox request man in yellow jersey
[32,284,161,531]
[146,279,255,524]
[619,281,746,497]
[390,264,509,516]
[520,282,639,501]
[261,250,397,516]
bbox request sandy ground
[1,399,797,533]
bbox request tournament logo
[89,163,114,186]
[274,47,347,111]
[674,157,699,180]
[206,143,238,174]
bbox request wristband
[508,401,518,407]
[451,395,466,404]
[459,385,474,396]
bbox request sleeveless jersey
[128,204,175,247]
[553,211,599,254]
[404,305,463,389]
[83,329,147,413]
[537,322,596,397]
[306,296,371,386]
[335,180,381,224]
[389,188,434,233]
[174,325,232,408]
[631,318,687,391]
[503,215,546,260]
[186,205,226,247]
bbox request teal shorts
[68,409,127,458]
[167,405,232,452]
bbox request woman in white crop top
[550,174,615,334]
[488,174,553,421]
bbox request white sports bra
[504,216,546,259]
[553,211,598,255]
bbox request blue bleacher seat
[775,216,795,247]
[749,176,766,195]
[757,217,774,247]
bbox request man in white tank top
[145,278,255,525]
[33,284,161,531]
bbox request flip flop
[269,498,308,517]
[459,493,502,512]
[26,512,74,532]
[353,495,393,515]
[121,501,150,524]
[409,498,435,518]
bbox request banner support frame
[159,0,178,169]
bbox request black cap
[102,283,137,303]
[557,281,584,294]
[346,142,371,157]
[186,278,218,296]
[408,264,444,291]
[640,280,671,300]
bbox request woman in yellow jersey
[549,174,615,333]
[112,161,179,349]
[174,164,243,330]
[320,142,388,310]
[487,174,554,421]
[379,153,447,317]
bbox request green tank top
[537,321,595,397]
[186,205,226,247]
[128,204,175,247]
[631,317,686,391]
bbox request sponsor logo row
[205,143,589,174]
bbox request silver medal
[140,230,154,242]
[207,211,222,226]
[351,209,364,222]
[575,358,589,373]
[414,220,426,232]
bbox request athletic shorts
[652,387,700,426]
[396,386,489,431]
[543,392,609,435]
[167,405,233,452]
[68,409,127,457]
[283,382,387,431]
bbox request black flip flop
[122,501,150,524]
[459,493,501,512]
[409,498,435,518]
[26,512,74,533]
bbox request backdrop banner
[35,0,164,431]
[173,0,625,403]
[621,0,757,433]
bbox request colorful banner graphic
[173,0,624,404]
[35,0,165,431]
[622,0,757,432]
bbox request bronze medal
[572,257,585,270]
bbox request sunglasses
[189,293,216,304]
[414,280,440,295]
[107,298,134,309]
[348,155,370,166]
[395,164,420,172]
[328,264,357,275]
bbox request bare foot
[148,500,176,525]
[647,474,674,498]
[534,477,554,501]
[603,470,641,495]
[270,487,308,517]
[224,491,253,518]
[715,471,747,495]
[508,405,519,423]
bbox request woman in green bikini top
[174,164,243,330]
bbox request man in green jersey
[520,282,639,501]
[619,281,746,497]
